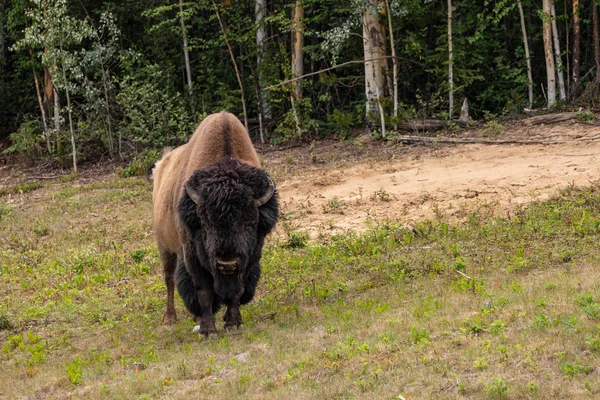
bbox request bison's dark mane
[175,157,278,315]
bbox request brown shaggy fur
[152,111,261,324]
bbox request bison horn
[253,176,275,207]
[185,181,202,205]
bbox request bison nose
[216,259,239,275]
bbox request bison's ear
[253,176,275,207]
[185,180,202,205]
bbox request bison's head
[178,158,278,298]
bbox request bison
[152,111,278,335]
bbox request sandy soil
[265,120,600,237]
[2,118,600,238]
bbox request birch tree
[178,0,193,97]
[14,0,92,171]
[572,0,580,94]
[447,0,453,118]
[550,1,566,101]
[384,0,397,126]
[542,0,556,108]
[255,0,270,125]
[517,0,533,109]
[291,0,304,101]
[594,0,600,81]
[362,0,386,137]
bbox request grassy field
[2,175,600,399]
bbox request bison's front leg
[223,291,244,330]
[196,288,218,335]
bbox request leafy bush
[3,119,45,161]
[327,109,356,139]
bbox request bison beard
[175,158,278,334]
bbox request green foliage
[3,120,44,161]
[327,109,357,139]
[66,357,83,385]
[0,314,12,330]
[117,54,194,149]
[3,0,600,162]
[117,150,161,178]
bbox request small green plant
[327,109,356,139]
[487,376,510,397]
[474,357,489,370]
[576,110,595,122]
[587,337,600,353]
[410,327,430,344]
[560,362,593,377]
[323,196,345,214]
[480,120,504,137]
[14,182,43,194]
[284,229,309,248]
[0,314,12,330]
[371,188,392,202]
[118,149,161,178]
[488,320,507,335]
[66,358,83,385]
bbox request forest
[1,0,600,170]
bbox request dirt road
[266,121,600,237]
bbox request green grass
[2,177,600,398]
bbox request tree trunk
[179,0,193,96]
[593,0,600,80]
[211,0,249,132]
[58,54,77,172]
[0,16,5,70]
[291,0,304,101]
[362,0,387,137]
[448,0,454,119]
[550,1,566,101]
[255,0,271,124]
[384,0,398,127]
[572,0,580,94]
[517,0,533,109]
[31,66,50,153]
[543,0,556,108]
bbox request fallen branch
[522,111,579,125]
[26,175,65,180]
[393,135,570,145]
[397,119,447,131]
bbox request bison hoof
[224,318,243,330]
[225,323,244,331]
[162,312,177,325]
[192,324,217,336]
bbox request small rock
[234,352,250,363]
[125,362,146,372]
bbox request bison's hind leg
[161,250,178,324]
[175,257,202,317]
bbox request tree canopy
[0,0,599,167]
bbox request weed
[487,376,510,397]
[66,358,83,385]
[285,229,310,248]
[480,121,504,137]
[371,188,392,202]
[488,320,507,335]
[0,314,12,330]
[410,327,430,345]
[474,357,489,370]
[576,110,595,121]
[561,362,593,377]
[322,196,346,214]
